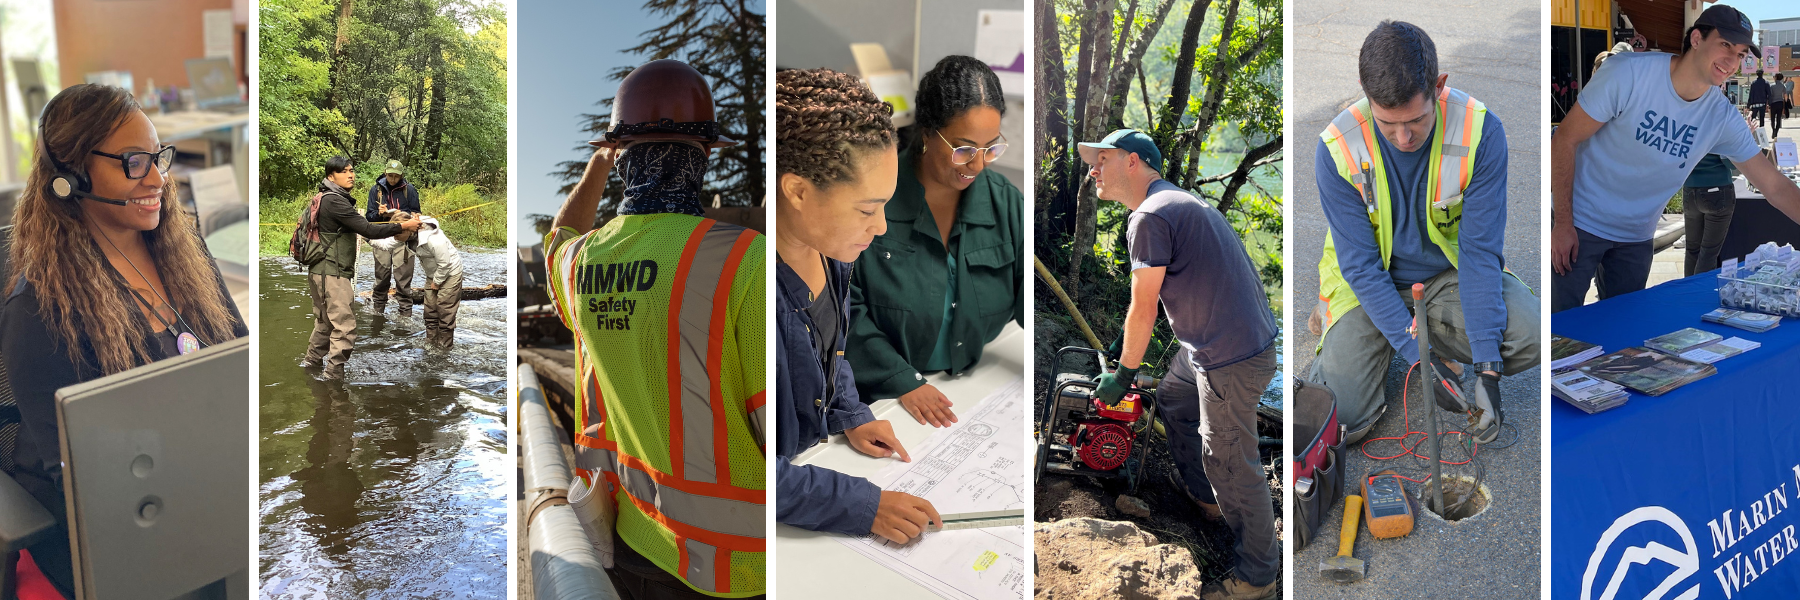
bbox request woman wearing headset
[1,84,246,595]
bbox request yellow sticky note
[973,550,998,571]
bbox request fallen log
[361,283,507,302]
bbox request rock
[1033,518,1203,600]
[1115,494,1152,518]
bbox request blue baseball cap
[1078,129,1163,173]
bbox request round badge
[176,332,200,355]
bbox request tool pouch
[1292,379,1345,552]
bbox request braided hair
[776,68,896,187]
[1357,20,1438,108]
[911,55,1007,151]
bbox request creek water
[258,249,508,598]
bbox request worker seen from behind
[545,59,766,599]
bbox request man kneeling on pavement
[1308,21,1540,446]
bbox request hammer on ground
[1320,494,1366,583]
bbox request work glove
[1095,364,1139,405]
[1104,332,1160,364]
[1468,370,1503,445]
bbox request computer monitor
[183,57,238,110]
[55,337,248,600]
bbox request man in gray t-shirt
[1078,128,1278,600]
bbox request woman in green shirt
[847,55,1024,427]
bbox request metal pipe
[1412,284,1445,514]
[520,364,617,599]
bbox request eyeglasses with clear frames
[935,130,1008,165]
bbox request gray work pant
[305,274,357,373]
[1156,344,1278,587]
[423,276,461,348]
[372,243,415,308]
[1309,269,1540,440]
[1550,227,1654,312]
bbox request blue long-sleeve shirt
[1315,110,1510,364]
[775,258,881,536]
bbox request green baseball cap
[384,160,404,175]
[1078,129,1162,173]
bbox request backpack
[289,192,330,267]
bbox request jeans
[1550,227,1655,312]
[1157,345,1279,586]
[1682,186,1736,276]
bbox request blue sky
[516,1,659,242]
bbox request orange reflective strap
[615,462,764,552]
[1460,100,1478,188]
[616,452,765,505]
[1325,123,1364,199]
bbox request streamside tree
[549,0,767,218]
[1036,0,1282,303]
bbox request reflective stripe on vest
[1316,88,1486,343]
[551,217,765,597]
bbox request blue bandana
[617,142,708,217]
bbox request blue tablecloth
[1553,271,1800,599]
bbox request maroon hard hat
[591,59,738,149]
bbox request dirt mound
[1034,518,1204,600]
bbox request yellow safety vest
[545,214,767,597]
[1317,87,1486,345]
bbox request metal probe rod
[1414,283,1444,513]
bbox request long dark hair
[908,55,1006,151]
[9,84,236,374]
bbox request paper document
[836,377,1026,600]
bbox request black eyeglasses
[91,145,175,180]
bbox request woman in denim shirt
[772,68,942,545]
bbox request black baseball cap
[1694,4,1760,58]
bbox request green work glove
[1095,364,1139,404]
[1105,333,1123,361]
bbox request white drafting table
[148,110,249,202]
[777,322,1024,598]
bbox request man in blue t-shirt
[1310,21,1538,447]
[1552,4,1800,311]
[1079,129,1278,600]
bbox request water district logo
[1583,506,1702,600]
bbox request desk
[776,322,1024,598]
[148,109,248,201]
[1552,272,1800,599]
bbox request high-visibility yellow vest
[1317,87,1487,345]
[545,213,767,597]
